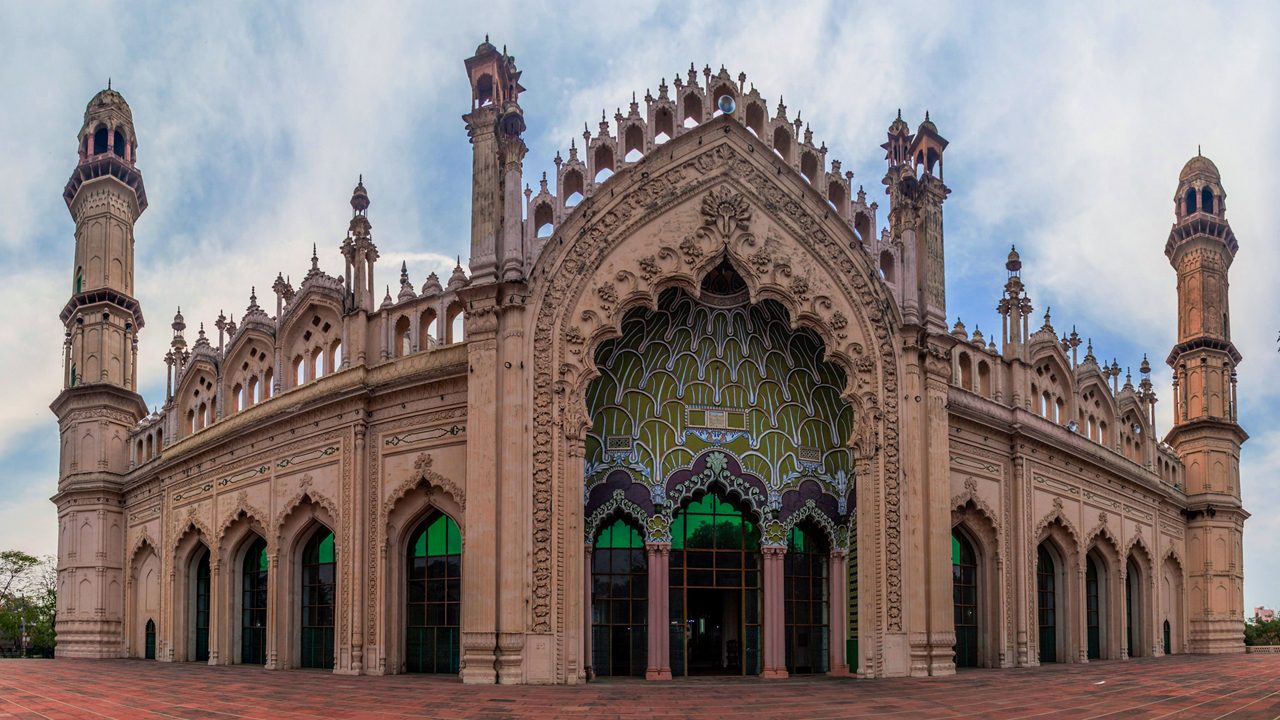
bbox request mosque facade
[51,42,1246,683]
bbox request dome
[84,87,133,125]
[475,39,497,55]
[888,109,910,135]
[1179,153,1220,182]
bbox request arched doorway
[405,512,461,674]
[1036,543,1061,663]
[670,490,761,676]
[190,546,210,662]
[241,536,268,665]
[300,527,335,669]
[1086,552,1107,660]
[590,517,647,677]
[1126,557,1141,658]
[144,619,156,660]
[784,523,829,675]
[1163,620,1172,655]
[952,530,979,668]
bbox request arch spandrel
[527,119,904,638]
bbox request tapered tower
[1164,152,1247,653]
[50,86,149,658]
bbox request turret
[882,111,950,333]
[1164,152,1247,653]
[51,85,150,658]
[463,38,528,284]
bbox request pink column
[828,550,850,675]
[761,545,789,679]
[645,543,672,680]
[583,543,593,679]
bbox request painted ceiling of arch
[584,285,854,509]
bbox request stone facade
[51,44,1246,683]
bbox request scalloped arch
[274,489,340,544]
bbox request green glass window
[669,490,761,676]
[406,513,461,674]
[75,269,82,294]
[241,537,268,665]
[785,524,829,674]
[144,618,156,660]
[301,528,335,669]
[952,531,978,668]
[591,517,647,677]
[193,547,210,662]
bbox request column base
[826,665,852,677]
[645,668,673,680]
[761,668,789,679]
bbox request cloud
[1,1,1277,610]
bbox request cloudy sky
[1,2,1276,610]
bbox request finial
[250,286,257,302]
[925,110,930,121]
[108,77,111,90]
[897,108,902,120]
[1198,144,1202,157]
[485,33,489,42]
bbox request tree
[1244,615,1280,647]
[0,551,57,657]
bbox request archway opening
[1086,551,1107,660]
[241,536,268,665]
[590,516,647,677]
[952,529,979,668]
[1126,555,1149,658]
[1036,543,1061,663]
[670,489,761,676]
[189,546,210,662]
[145,618,156,660]
[405,512,462,674]
[784,523,829,675]
[300,527,335,669]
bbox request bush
[1244,617,1280,646]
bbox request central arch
[528,116,901,682]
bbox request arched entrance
[1126,557,1142,658]
[241,536,268,665]
[1086,551,1108,660]
[590,517,647,677]
[191,546,210,663]
[1036,543,1061,663]
[299,527,335,669]
[144,619,156,660]
[405,512,461,674]
[670,490,762,676]
[784,523,829,675]
[952,530,978,668]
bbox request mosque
[50,40,1246,683]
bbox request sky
[0,1,1275,610]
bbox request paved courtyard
[1,654,1279,719]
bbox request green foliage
[1244,617,1280,647]
[0,550,56,657]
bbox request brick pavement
[1,654,1278,719]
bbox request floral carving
[678,235,703,266]
[701,186,752,238]
[638,255,660,281]
[596,281,618,307]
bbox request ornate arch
[1033,499,1080,550]
[1084,513,1122,560]
[274,485,340,546]
[127,531,160,576]
[527,119,903,640]
[1123,533,1155,571]
[782,498,847,552]
[216,491,270,544]
[952,500,1000,562]
[951,477,1001,534]
[584,489,650,543]
[382,451,466,521]
[171,510,214,556]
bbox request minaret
[882,111,950,333]
[51,85,149,658]
[463,38,527,285]
[1164,153,1247,653]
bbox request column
[645,543,671,680]
[265,549,279,670]
[761,544,788,679]
[346,424,367,674]
[583,543,593,679]
[828,550,849,675]
[207,558,221,665]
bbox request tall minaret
[51,86,149,658]
[1164,153,1247,653]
